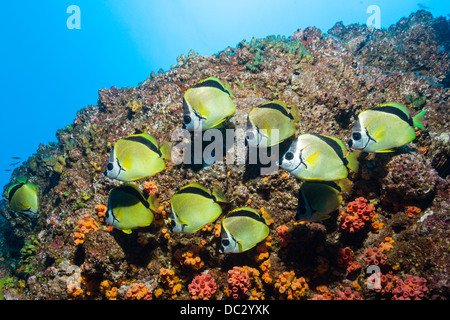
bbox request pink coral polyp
[188,273,217,300]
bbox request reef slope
[0,10,448,300]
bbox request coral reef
[0,10,448,300]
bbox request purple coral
[381,153,439,203]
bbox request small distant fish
[220,207,270,253]
[7,177,39,215]
[246,100,297,147]
[169,183,226,233]
[278,134,359,181]
[104,133,171,181]
[9,161,20,166]
[417,3,434,10]
[105,184,158,234]
[11,157,21,160]
[296,180,350,222]
[182,76,236,130]
[348,103,426,153]
[4,169,11,172]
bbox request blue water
[0,0,449,191]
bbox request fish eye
[107,163,114,171]
[184,115,191,124]
[284,152,294,161]
[222,239,230,246]
[352,132,362,141]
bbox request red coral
[340,197,375,233]
[226,267,251,299]
[364,246,387,266]
[276,225,292,247]
[334,287,362,300]
[392,275,428,300]
[337,247,361,273]
[188,273,217,300]
[367,272,398,294]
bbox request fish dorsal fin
[311,134,346,163]
[192,77,229,95]
[370,103,413,126]
[258,100,293,120]
[226,207,265,224]
[117,184,150,209]
[177,183,214,200]
[123,133,161,157]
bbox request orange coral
[100,280,117,300]
[371,214,384,232]
[405,206,421,218]
[225,266,263,300]
[67,266,83,298]
[214,223,221,238]
[158,268,182,299]
[274,271,309,300]
[95,204,107,222]
[143,181,158,195]
[174,247,204,270]
[73,214,99,245]
[126,282,152,300]
[380,237,395,252]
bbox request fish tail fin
[336,178,353,193]
[147,194,160,212]
[212,184,227,203]
[345,151,360,173]
[412,109,426,130]
[16,176,28,184]
[159,142,172,161]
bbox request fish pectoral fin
[122,229,133,234]
[305,150,321,167]
[317,213,331,221]
[372,124,387,141]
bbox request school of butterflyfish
[8,76,426,253]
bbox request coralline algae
[0,10,449,300]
